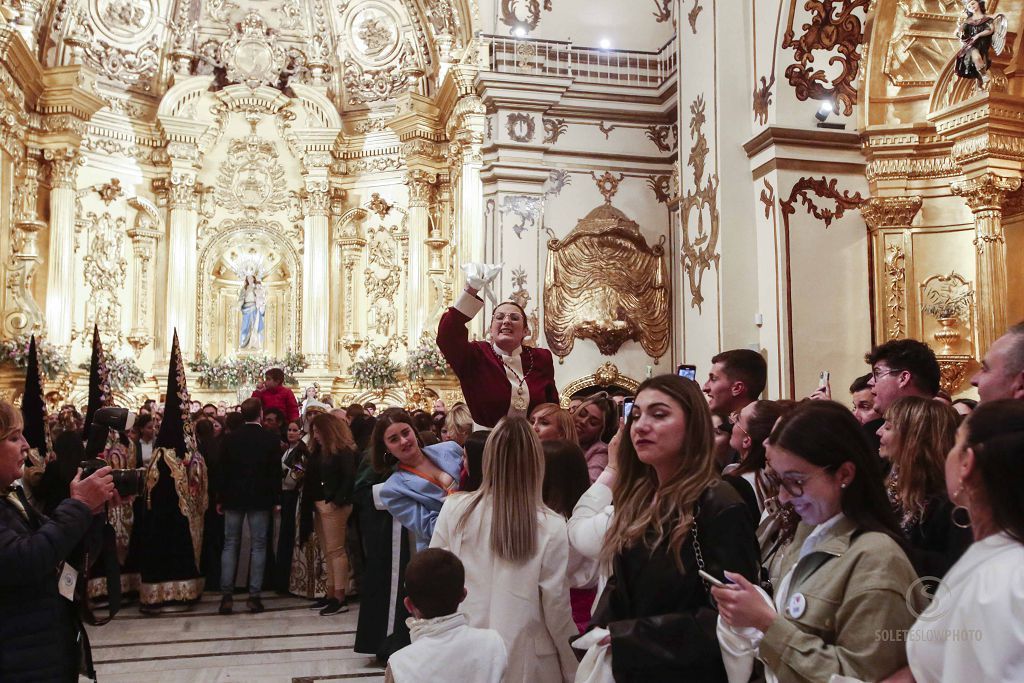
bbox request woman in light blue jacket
[372,410,463,550]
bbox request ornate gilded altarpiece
[860,0,1024,395]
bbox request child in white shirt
[385,548,507,683]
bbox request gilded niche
[544,204,670,361]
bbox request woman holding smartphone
[586,374,760,681]
[713,401,920,683]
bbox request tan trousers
[314,501,352,599]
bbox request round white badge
[786,592,806,619]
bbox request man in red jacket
[251,368,299,423]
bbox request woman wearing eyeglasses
[713,401,921,683]
[437,266,559,428]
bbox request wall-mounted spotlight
[814,99,844,130]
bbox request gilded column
[406,169,437,343]
[859,196,923,344]
[43,148,81,347]
[3,156,46,336]
[301,183,331,369]
[126,204,162,357]
[161,171,199,357]
[951,173,1021,353]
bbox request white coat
[385,612,507,683]
[430,492,580,683]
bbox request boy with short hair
[385,549,507,683]
[251,367,299,423]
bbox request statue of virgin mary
[238,274,266,349]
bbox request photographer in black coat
[0,399,114,682]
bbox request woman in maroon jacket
[437,278,559,428]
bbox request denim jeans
[220,509,271,596]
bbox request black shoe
[319,598,349,616]
[308,597,330,610]
[218,595,233,615]
[246,596,265,614]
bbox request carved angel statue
[955,0,1008,86]
[238,274,267,349]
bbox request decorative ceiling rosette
[221,10,289,89]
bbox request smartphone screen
[677,364,697,381]
[622,398,635,420]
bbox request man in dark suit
[217,397,281,614]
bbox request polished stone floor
[83,594,385,682]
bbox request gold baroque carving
[680,94,719,312]
[543,117,568,144]
[938,355,973,396]
[781,0,869,116]
[753,74,775,125]
[82,210,128,342]
[559,363,641,407]
[544,203,670,360]
[779,177,864,229]
[591,171,624,204]
[506,112,535,142]
[499,0,552,32]
[760,178,775,219]
[951,172,1021,213]
[66,13,160,90]
[884,244,907,340]
[498,195,542,238]
[859,195,923,230]
[687,0,702,33]
[645,124,677,152]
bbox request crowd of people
[2,279,1024,682]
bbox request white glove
[462,262,503,305]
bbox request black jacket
[0,491,94,682]
[590,480,761,682]
[216,423,282,511]
[303,447,357,506]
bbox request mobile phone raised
[620,398,635,420]
[818,370,830,389]
[677,364,697,381]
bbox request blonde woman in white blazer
[430,417,579,683]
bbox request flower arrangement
[189,351,308,389]
[351,345,401,390]
[77,355,146,391]
[406,338,449,380]
[0,335,70,380]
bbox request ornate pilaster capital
[859,196,923,231]
[153,171,198,210]
[44,148,81,189]
[301,188,331,217]
[406,169,437,207]
[951,173,1022,213]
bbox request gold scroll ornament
[544,203,670,361]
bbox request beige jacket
[759,517,923,683]
[430,493,579,683]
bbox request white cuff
[454,291,485,319]
[372,483,386,510]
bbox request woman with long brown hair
[877,396,971,577]
[304,412,357,616]
[586,374,760,681]
[573,392,616,482]
[431,417,578,683]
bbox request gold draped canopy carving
[544,204,670,360]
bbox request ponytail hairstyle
[961,399,1024,543]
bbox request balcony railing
[483,34,678,88]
